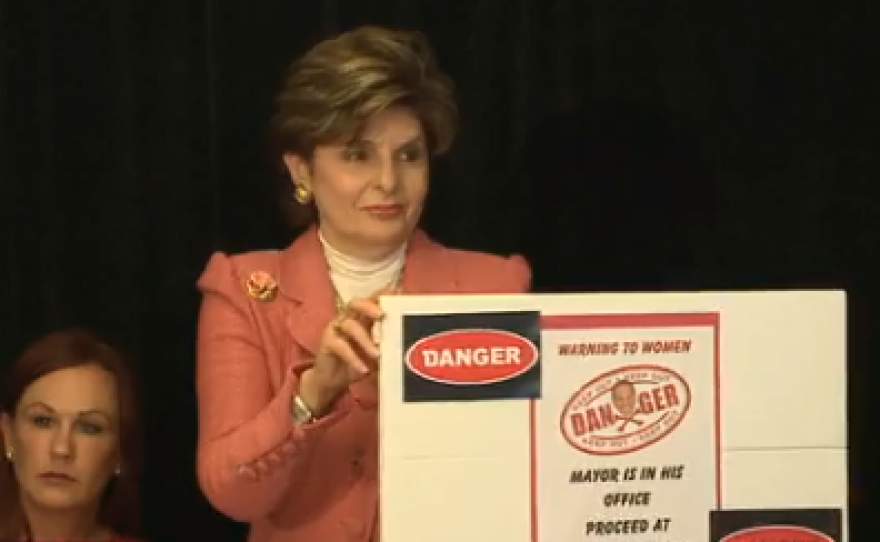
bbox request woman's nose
[50,426,75,459]
[375,155,400,192]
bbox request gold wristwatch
[291,394,316,424]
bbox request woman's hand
[298,287,396,416]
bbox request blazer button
[236,465,258,481]
[267,451,283,466]
[351,448,365,474]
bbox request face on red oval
[721,525,832,542]
[559,364,691,455]
[404,329,539,386]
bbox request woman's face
[285,105,429,259]
[1,364,120,515]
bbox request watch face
[292,396,314,423]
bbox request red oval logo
[404,329,539,386]
[721,525,833,542]
[560,364,691,455]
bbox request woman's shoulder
[435,245,531,293]
[441,245,527,268]
[197,230,321,294]
[196,249,284,294]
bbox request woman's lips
[39,471,76,483]
[362,204,404,218]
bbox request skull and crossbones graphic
[611,380,643,432]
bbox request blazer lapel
[278,227,336,358]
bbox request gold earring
[5,449,12,461]
[293,184,311,204]
[114,465,122,476]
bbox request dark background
[0,1,874,540]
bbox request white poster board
[378,291,847,542]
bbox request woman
[196,25,530,542]
[0,329,142,541]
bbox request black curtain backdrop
[1,1,875,541]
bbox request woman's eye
[343,148,369,161]
[399,149,423,162]
[31,414,55,428]
[31,415,54,428]
[77,421,104,435]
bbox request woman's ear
[282,153,312,191]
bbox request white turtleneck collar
[318,230,406,303]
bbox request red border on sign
[530,312,722,542]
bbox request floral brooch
[245,271,278,302]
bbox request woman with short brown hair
[274,25,458,229]
[196,26,529,542]
[0,329,143,541]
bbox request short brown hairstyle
[0,329,142,540]
[273,26,458,225]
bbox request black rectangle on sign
[401,311,541,403]
[710,508,842,541]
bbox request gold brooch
[245,271,278,302]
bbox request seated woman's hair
[273,25,458,225]
[0,328,142,539]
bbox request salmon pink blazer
[196,227,530,542]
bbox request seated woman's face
[288,105,429,255]
[2,364,119,513]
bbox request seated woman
[195,25,530,542]
[0,329,143,541]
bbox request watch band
[291,394,316,424]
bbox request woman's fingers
[328,292,400,378]
[334,315,380,359]
[346,298,384,322]
[326,333,371,374]
[370,284,402,299]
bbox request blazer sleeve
[195,252,349,521]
